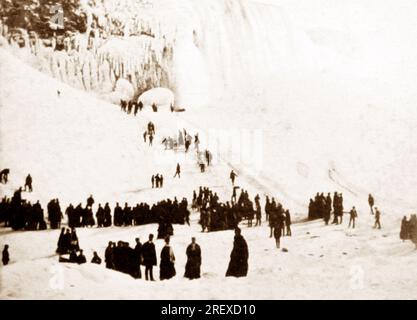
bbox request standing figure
[285,209,292,236]
[205,150,211,166]
[374,207,382,229]
[400,216,410,241]
[226,228,248,277]
[142,234,157,281]
[229,170,238,185]
[174,163,181,178]
[184,237,201,280]
[274,219,282,248]
[24,174,33,192]
[348,206,358,228]
[2,245,9,266]
[86,195,94,210]
[160,236,176,280]
[368,194,375,215]
[134,238,142,279]
[151,175,155,188]
[105,241,114,269]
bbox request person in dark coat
[184,237,201,280]
[62,229,71,254]
[400,216,410,241]
[2,245,9,265]
[226,228,248,277]
[134,238,142,279]
[69,249,78,263]
[274,221,282,248]
[230,170,237,185]
[96,204,105,227]
[174,163,181,178]
[91,251,102,264]
[160,236,176,280]
[348,206,358,229]
[86,195,94,209]
[285,209,292,236]
[24,174,33,192]
[374,207,382,229]
[105,241,114,269]
[104,203,112,227]
[70,229,80,251]
[56,228,66,254]
[77,250,87,264]
[142,234,157,281]
[368,194,375,215]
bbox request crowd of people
[0,189,192,233]
[192,186,292,249]
[120,99,143,116]
[56,228,88,265]
[194,187,239,232]
[151,174,164,188]
[56,227,80,254]
[308,192,343,224]
[59,227,248,281]
[0,188,47,231]
[102,234,202,280]
[264,196,292,248]
[307,192,384,230]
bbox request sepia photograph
[0,0,417,304]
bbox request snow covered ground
[1,44,417,300]
[1,0,417,300]
[1,204,417,299]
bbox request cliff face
[0,0,311,107]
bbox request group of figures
[151,174,164,188]
[193,187,292,250]
[0,188,46,231]
[69,196,190,235]
[56,226,249,280]
[265,196,292,248]
[101,234,202,280]
[308,192,382,229]
[120,99,143,116]
[143,121,156,146]
[56,227,89,265]
[0,190,191,233]
[162,129,199,153]
[194,187,242,232]
[0,169,32,191]
[308,192,344,224]
[197,149,213,173]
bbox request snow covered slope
[10,0,417,215]
[0,47,239,208]
[1,0,417,299]
[1,39,417,300]
[1,202,417,299]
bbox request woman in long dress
[184,237,201,280]
[160,236,176,280]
